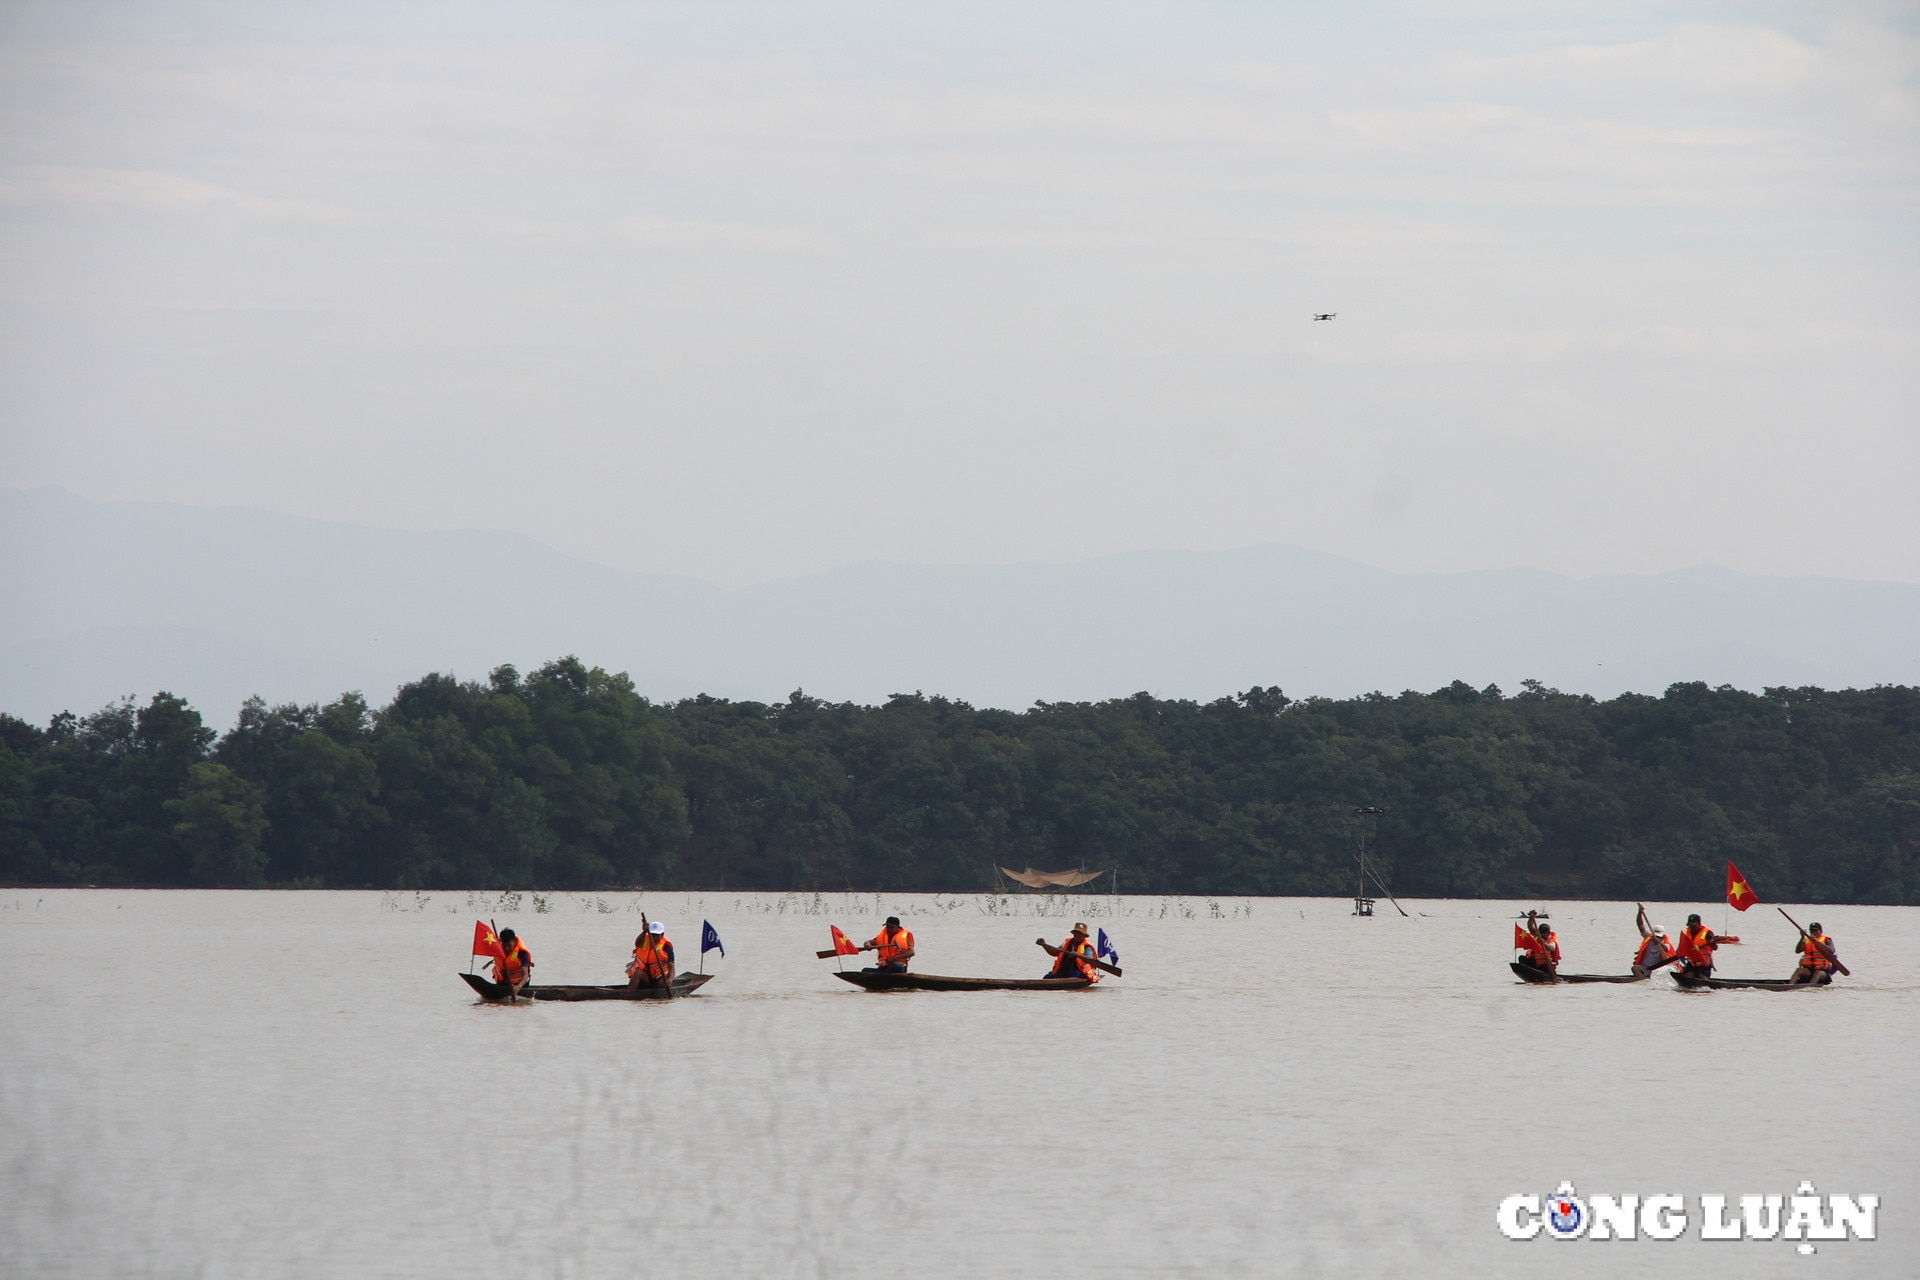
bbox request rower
[1519,910,1560,969]
[1037,922,1100,982]
[1789,921,1839,986]
[1674,913,1719,976]
[861,916,915,973]
[1632,904,1673,977]
[493,928,533,996]
[627,920,676,990]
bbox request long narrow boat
[1510,960,1646,985]
[834,970,1094,992]
[460,972,713,1002]
[1670,971,1830,992]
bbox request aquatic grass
[375,889,1258,921]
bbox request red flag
[1725,862,1758,912]
[1513,923,1531,951]
[473,920,506,961]
[829,924,860,956]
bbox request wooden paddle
[812,942,903,960]
[1035,938,1123,977]
[1777,907,1849,977]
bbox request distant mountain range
[4,486,1917,727]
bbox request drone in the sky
[1312,313,1337,321]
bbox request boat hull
[833,970,1094,992]
[1670,971,1830,992]
[461,972,714,1002]
[1509,961,1646,985]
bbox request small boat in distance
[1509,960,1646,985]
[834,971,1094,992]
[460,972,713,1002]
[1670,971,1829,992]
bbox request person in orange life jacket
[1674,914,1720,975]
[1517,911,1559,968]
[1513,925,1548,968]
[1037,922,1100,982]
[1632,903,1674,977]
[862,917,915,973]
[492,928,532,995]
[1789,922,1838,986]
[627,921,675,990]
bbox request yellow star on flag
[1730,880,1748,900]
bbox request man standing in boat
[628,920,675,991]
[1037,922,1101,982]
[493,928,533,997]
[861,917,915,973]
[1632,904,1674,977]
[1789,922,1839,985]
[1673,913,1721,977]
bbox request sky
[1,1,1916,587]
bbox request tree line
[2,657,1917,902]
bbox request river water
[4,890,1914,1278]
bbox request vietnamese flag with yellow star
[1725,862,1759,911]
[472,919,506,962]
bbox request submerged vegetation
[2,657,1917,902]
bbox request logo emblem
[1544,1182,1587,1239]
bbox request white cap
[648,921,666,934]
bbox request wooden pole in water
[1353,806,1384,915]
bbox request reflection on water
[4,891,1916,1278]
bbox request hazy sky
[2,1,1915,586]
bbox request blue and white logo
[1544,1183,1587,1239]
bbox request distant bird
[1313,313,1337,321]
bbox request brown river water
[4,890,1916,1278]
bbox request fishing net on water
[998,866,1106,888]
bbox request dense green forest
[3,657,1917,902]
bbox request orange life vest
[1050,936,1099,982]
[1519,930,1558,965]
[1797,933,1834,971]
[496,938,531,984]
[873,926,913,966]
[1676,925,1714,968]
[630,935,673,981]
[1633,933,1671,969]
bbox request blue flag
[1097,928,1118,965]
[701,920,724,957]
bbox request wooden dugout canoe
[833,970,1095,992]
[1669,970,1831,992]
[460,972,714,1002]
[1509,960,1647,985]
